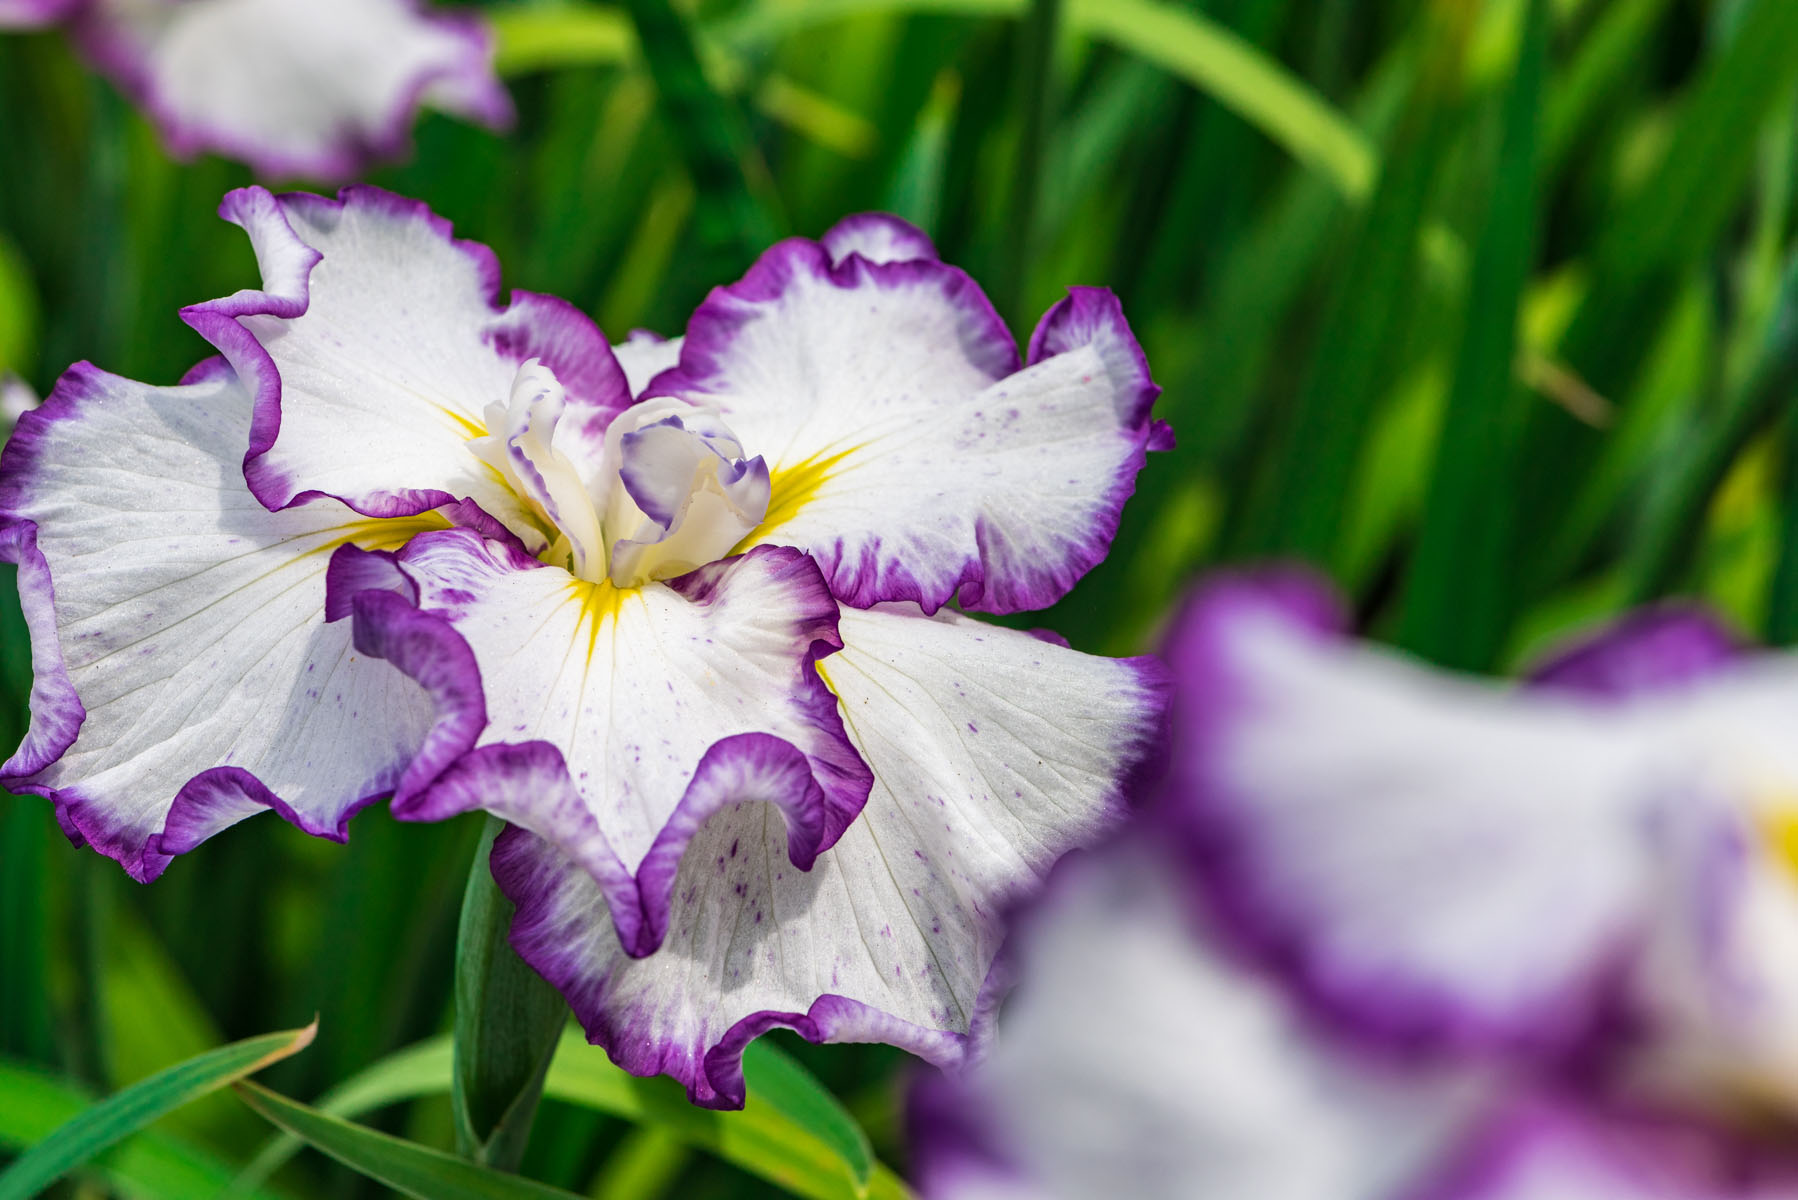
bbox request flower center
[469,359,770,588]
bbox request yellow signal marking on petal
[736,445,862,552]
[1760,806,1798,879]
[312,510,455,557]
[566,576,628,662]
[441,407,488,440]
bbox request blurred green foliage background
[7,0,1798,1194]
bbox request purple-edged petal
[69,0,511,182]
[1161,571,1666,1056]
[1529,607,1740,700]
[1413,1097,1798,1200]
[182,185,631,534]
[481,600,1168,1107]
[0,362,448,881]
[650,235,1164,614]
[819,212,939,266]
[913,841,1492,1200]
[353,531,871,868]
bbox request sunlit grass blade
[1397,0,1547,669]
[488,5,634,75]
[231,1030,908,1200]
[589,1127,690,1200]
[0,1022,315,1200]
[0,1060,299,1200]
[1071,0,1374,202]
[735,1041,873,1189]
[235,1079,587,1200]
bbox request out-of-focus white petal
[72,0,511,181]
[912,842,1492,1200]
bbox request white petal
[183,186,630,539]
[1164,575,1662,1052]
[379,532,869,871]
[72,0,511,181]
[613,331,684,398]
[653,243,1162,613]
[486,601,1167,1106]
[914,844,1490,1200]
[0,361,442,880]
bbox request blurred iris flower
[912,573,1798,1198]
[0,0,509,181]
[0,186,1170,1106]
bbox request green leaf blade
[0,1022,315,1200]
[235,1080,587,1200]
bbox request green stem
[451,816,567,1172]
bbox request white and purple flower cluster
[0,187,1170,1107]
[1,0,509,180]
[915,573,1798,1199]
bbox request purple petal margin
[0,519,83,779]
[654,246,1168,614]
[449,733,840,959]
[180,183,629,518]
[343,539,874,935]
[818,212,940,266]
[1154,568,1637,1060]
[492,808,1020,1109]
[1405,1094,1798,1200]
[68,1,512,183]
[1526,606,1740,700]
[342,582,488,804]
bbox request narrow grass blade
[1072,0,1374,201]
[231,1030,907,1200]
[488,6,635,76]
[589,1127,691,1200]
[1512,0,1798,595]
[1235,6,1470,562]
[235,1080,586,1200]
[739,1040,873,1189]
[0,1023,315,1200]
[1620,261,1798,604]
[0,1060,298,1200]
[1398,0,1547,669]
